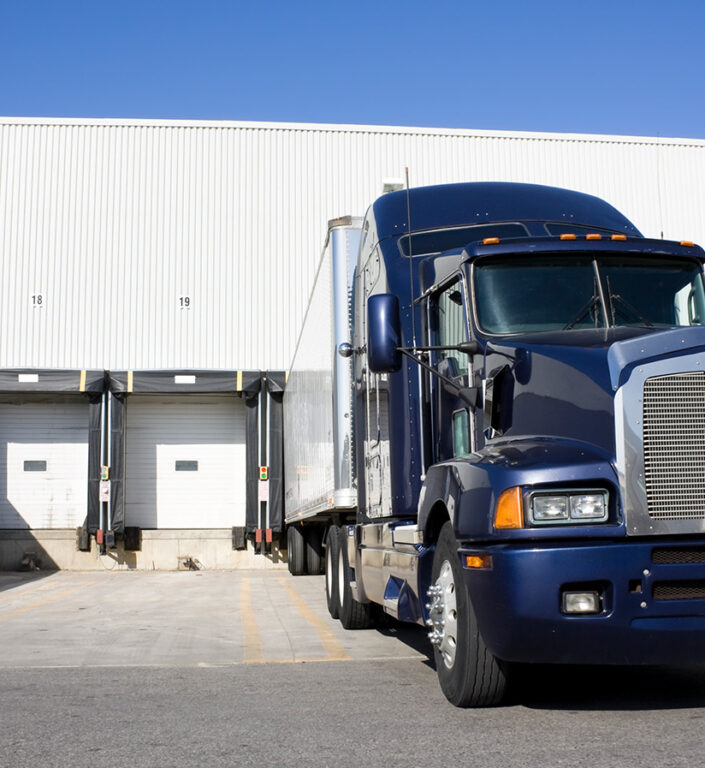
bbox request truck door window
[437,281,469,375]
[452,410,471,456]
[431,279,474,460]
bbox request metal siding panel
[124,394,246,529]
[1,120,705,371]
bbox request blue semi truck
[284,181,705,706]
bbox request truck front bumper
[461,538,705,665]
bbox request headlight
[570,493,608,520]
[532,495,569,521]
[529,490,608,526]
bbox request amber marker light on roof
[560,234,576,240]
[611,234,627,241]
[483,237,500,245]
[586,233,602,240]
[681,241,695,247]
[494,486,524,529]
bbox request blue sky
[1,0,704,139]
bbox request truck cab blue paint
[352,181,705,670]
[463,538,705,665]
[372,182,641,242]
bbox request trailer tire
[305,526,324,575]
[337,525,374,630]
[430,522,507,707]
[325,526,340,619]
[287,525,305,576]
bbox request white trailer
[283,217,362,574]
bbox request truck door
[361,248,393,518]
[429,278,474,461]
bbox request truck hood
[483,326,705,457]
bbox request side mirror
[368,294,402,373]
[483,364,513,437]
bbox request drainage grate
[653,580,705,601]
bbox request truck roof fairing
[372,182,641,241]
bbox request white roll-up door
[125,395,247,529]
[0,396,89,529]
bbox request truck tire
[429,521,507,707]
[305,526,324,575]
[287,525,305,576]
[337,525,374,629]
[325,526,340,619]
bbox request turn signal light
[465,554,492,569]
[494,486,524,529]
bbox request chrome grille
[643,372,705,520]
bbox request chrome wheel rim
[426,560,458,669]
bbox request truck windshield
[474,255,705,334]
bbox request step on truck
[283,181,705,707]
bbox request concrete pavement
[0,569,429,668]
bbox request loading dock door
[125,395,246,528]
[0,396,89,529]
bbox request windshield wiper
[563,294,602,330]
[606,277,654,328]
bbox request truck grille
[653,580,705,601]
[652,546,705,564]
[643,372,705,520]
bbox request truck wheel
[287,525,305,576]
[337,525,374,629]
[325,526,340,619]
[305,526,324,575]
[428,521,507,707]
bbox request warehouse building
[0,117,704,569]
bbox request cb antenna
[405,167,418,349]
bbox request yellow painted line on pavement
[0,579,65,605]
[0,581,97,623]
[277,576,350,661]
[240,576,264,662]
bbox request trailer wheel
[428,522,507,707]
[325,526,340,619]
[305,526,324,575]
[337,525,374,629]
[287,525,305,576]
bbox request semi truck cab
[284,181,705,707]
[352,183,705,706]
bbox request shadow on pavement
[374,614,435,665]
[511,662,705,711]
[0,570,55,595]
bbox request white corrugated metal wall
[1,118,704,372]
